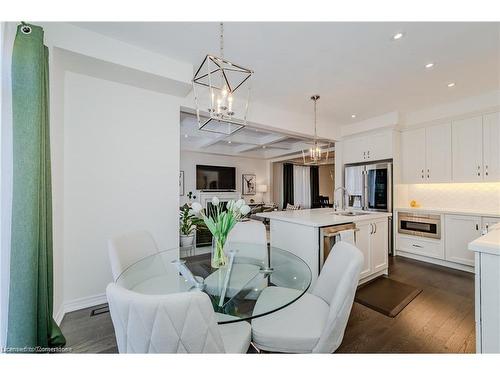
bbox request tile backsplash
[395,183,500,212]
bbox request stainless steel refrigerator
[344,160,393,253]
[344,161,392,212]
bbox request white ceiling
[180,112,330,159]
[73,22,500,126]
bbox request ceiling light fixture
[351,114,357,119]
[447,82,456,88]
[228,140,232,144]
[184,134,188,138]
[302,95,330,165]
[425,62,435,69]
[392,32,404,40]
[192,22,253,135]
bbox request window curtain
[310,166,320,208]
[293,165,311,209]
[283,163,294,207]
[7,23,66,350]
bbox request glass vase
[211,236,227,268]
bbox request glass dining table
[116,242,312,324]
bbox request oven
[398,212,441,239]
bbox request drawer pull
[412,244,423,248]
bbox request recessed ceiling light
[425,62,435,69]
[392,32,404,41]
[228,140,232,144]
[447,82,456,88]
[262,145,266,149]
[351,114,356,119]
[184,134,188,138]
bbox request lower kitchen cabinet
[445,214,482,266]
[355,221,372,279]
[355,217,388,282]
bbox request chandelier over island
[302,95,330,165]
[192,22,254,135]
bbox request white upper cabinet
[483,112,500,181]
[452,116,484,182]
[426,123,453,183]
[401,112,499,183]
[400,123,452,184]
[343,130,393,164]
[401,128,426,183]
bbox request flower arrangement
[191,197,251,268]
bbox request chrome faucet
[334,187,349,211]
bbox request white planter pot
[180,234,195,248]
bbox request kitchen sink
[332,211,370,216]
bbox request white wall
[180,151,270,205]
[62,72,181,304]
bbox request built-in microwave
[398,212,441,240]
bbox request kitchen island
[256,208,392,284]
[469,223,500,353]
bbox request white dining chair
[226,220,268,263]
[204,220,268,301]
[251,241,364,353]
[108,230,159,281]
[106,283,251,353]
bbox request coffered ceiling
[180,112,330,159]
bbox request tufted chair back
[106,283,226,353]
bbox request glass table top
[116,242,312,324]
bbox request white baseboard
[54,305,65,326]
[396,250,474,273]
[53,293,108,325]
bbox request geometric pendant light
[192,22,253,135]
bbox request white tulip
[211,196,219,206]
[235,199,245,209]
[191,202,203,214]
[226,200,234,211]
[240,205,251,216]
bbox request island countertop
[256,208,392,227]
[469,223,500,256]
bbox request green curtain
[7,23,66,351]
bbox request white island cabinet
[469,223,500,353]
[256,208,391,285]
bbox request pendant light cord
[220,22,224,59]
[314,98,317,138]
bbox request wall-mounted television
[196,165,236,191]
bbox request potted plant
[191,197,251,268]
[179,204,197,248]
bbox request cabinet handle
[421,169,424,179]
[412,244,423,248]
[476,224,479,231]
[363,151,366,160]
[485,165,488,176]
[367,151,370,158]
[478,165,481,177]
[370,223,373,234]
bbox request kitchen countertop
[395,207,500,218]
[256,208,392,228]
[469,223,500,256]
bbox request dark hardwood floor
[60,255,475,354]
